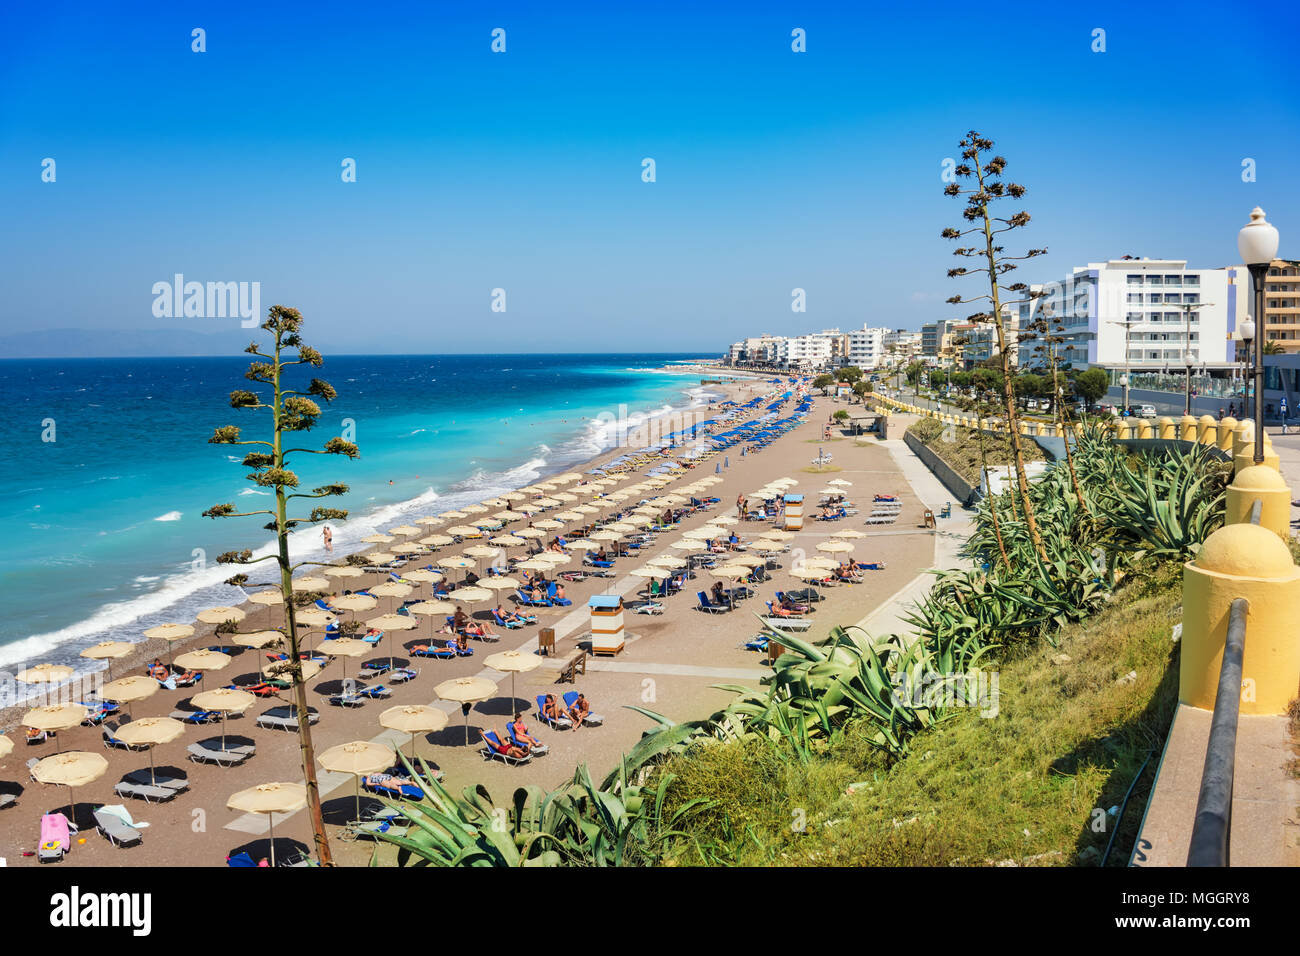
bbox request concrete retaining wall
[903,430,979,507]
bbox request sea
[0,353,729,684]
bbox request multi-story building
[1015,259,1248,372]
[777,330,840,370]
[920,319,954,358]
[961,303,1023,368]
[1252,259,1300,353]
[882,329,922,363]
[727,334,786,366]
[843,325,891,368]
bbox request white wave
[153,511,182,522]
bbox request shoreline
[0,370,747,725]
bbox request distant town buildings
[722,254,1287,378]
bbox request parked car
[1137,404,1158,419]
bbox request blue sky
[2,0,1298,354]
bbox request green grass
[907,418,1046,487]
[658,563,1183,866]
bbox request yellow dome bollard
[1216,417,1238,453]
[1180,523,1300,714]
[1157,416,1176,440]
[1234,444,1281,474]
[1197,415,1217,446]
[1137,419,1155,440]
[1179,415,1198,441]
[1225,465,1292,539]
[1232,421,1253,458]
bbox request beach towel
[40,812,73,858]
[96,803,150,829]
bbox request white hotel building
[1016,259,1250,372]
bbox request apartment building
[1015,260,1247,371]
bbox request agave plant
[374,752,710,867]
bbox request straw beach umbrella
[330,594,377,613]
[226,782,307,867]
[79,641,135,681]
[16,663,75,685]
[99,675,160,718]
[317,638,369,684]
[191,686,256,751]
[143,623,195,668]
[318,740,393,821]
[197,606,246,652]
[369,580,412,612]
[113,716,185,785]
[363,533,396,544]
[230,630,285,651]
[484,650,542,706]
[32,751,108,824]
[833,529,867,539]
[408,600,457,640]
[402,567,445,585]
[0,736,12,760]
[380,704,449,761]
[323,565,364,579]
[434,676,498,744]
[23,703,89,750]
[364,612,418,665]
[293,575,330,590]
[294,609,336,651]
[173,648,232,689]
[816,541,854,555]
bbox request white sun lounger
[761,617,813,632]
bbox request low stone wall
[903,430,979,507]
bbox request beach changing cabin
[588,594,625,656]
[783,493,804,531]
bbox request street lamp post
[1237,207,1280,465]
[1172,301,1214,416]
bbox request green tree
[851,381,872,403]
[1014,372,1045,401]
[942,130,1049,562]
[202,306,359,866]
[812,374,835,395]
[839,366,864,383]
[1072,367,1109,405]
[1263,340,1285,355]
[833,409,850,421]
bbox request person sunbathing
[496,604,527,624]
[491,734,529,759]
[453,607,469,631]
[567,693,591,730]
[542,694,567,725]
[453,631,471,650]
[553,584,566,602]
[510,714,543,749]
[147,659,169,681]
[530,586,546,603]
[711,582,727,605]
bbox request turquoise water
[0,353,720,676]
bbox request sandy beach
[0,377,937,867]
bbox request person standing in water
[322,525,333,553]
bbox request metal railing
[1186,596,1248,866]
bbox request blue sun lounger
[535,695,573,729]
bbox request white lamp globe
[1239,317,1256,342]
[1238,208,1280,266]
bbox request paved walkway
[1134,426,1300,867]
[853,420,974,639]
